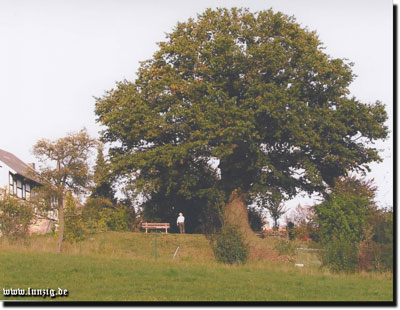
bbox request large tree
[95,8,388,231]
[32,129,96,252]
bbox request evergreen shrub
[64,192,85,243]
[212,225,249,264]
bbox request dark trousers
[178,222,185,233]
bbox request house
[0,149,56,234]
[0,149,40,199]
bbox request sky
[0,0,394,211]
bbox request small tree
[257,192,287,230]
[64,191,85,243]
[32,128,96,253]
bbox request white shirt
[177,215,185,223]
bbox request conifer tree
[91,145,116,203]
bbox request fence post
[235,237,238,265]
[154,231,158,261]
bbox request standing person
[177,212,185,234]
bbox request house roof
[0,149,40,183]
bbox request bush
[212,225,249,264]
[292,224,319,242]
[315,177,393,273]
[319,236,359,273]
[314,192,369,272]
[379,243,393,271]
[98,207,130,232]
[0,195,34,240]
[82,198,131,232]
[82,197,113,231]
[367,207,393,272]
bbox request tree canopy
[95,8,388,227]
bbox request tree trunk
[223,194,258,244]
[223,193,283,261]
[273,217,279,230]
[55,159,64,253]
[56,196,64,253]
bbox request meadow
[0,232,393,302]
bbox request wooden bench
[141,222,170,233]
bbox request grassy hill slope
[0,232,393,302]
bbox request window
[8,174,34,200]
[9,173,14,195]
[17,179,22,198]
[25,183,31,200]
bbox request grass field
[0,232,393,302]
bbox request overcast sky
[0,0,393,210]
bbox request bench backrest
[141,223,170,228]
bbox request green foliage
[320,236,359,273]
[369,207,393,245]
[98,207,130,232]
[314,193,369,273]
[314,177,392,273]
[366,207,393,271]
[91,145,116,202]
[256,191,287,230]
[33,129,97,196]
[292,224,319,242]
[378,243,393,272]
[95,8,388,227]
[0,195,34,240]
[82,197,113,231]
[64,192,85,243]
[315,193,369,245]
[212,225,249,264]
[82,197,131,232]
